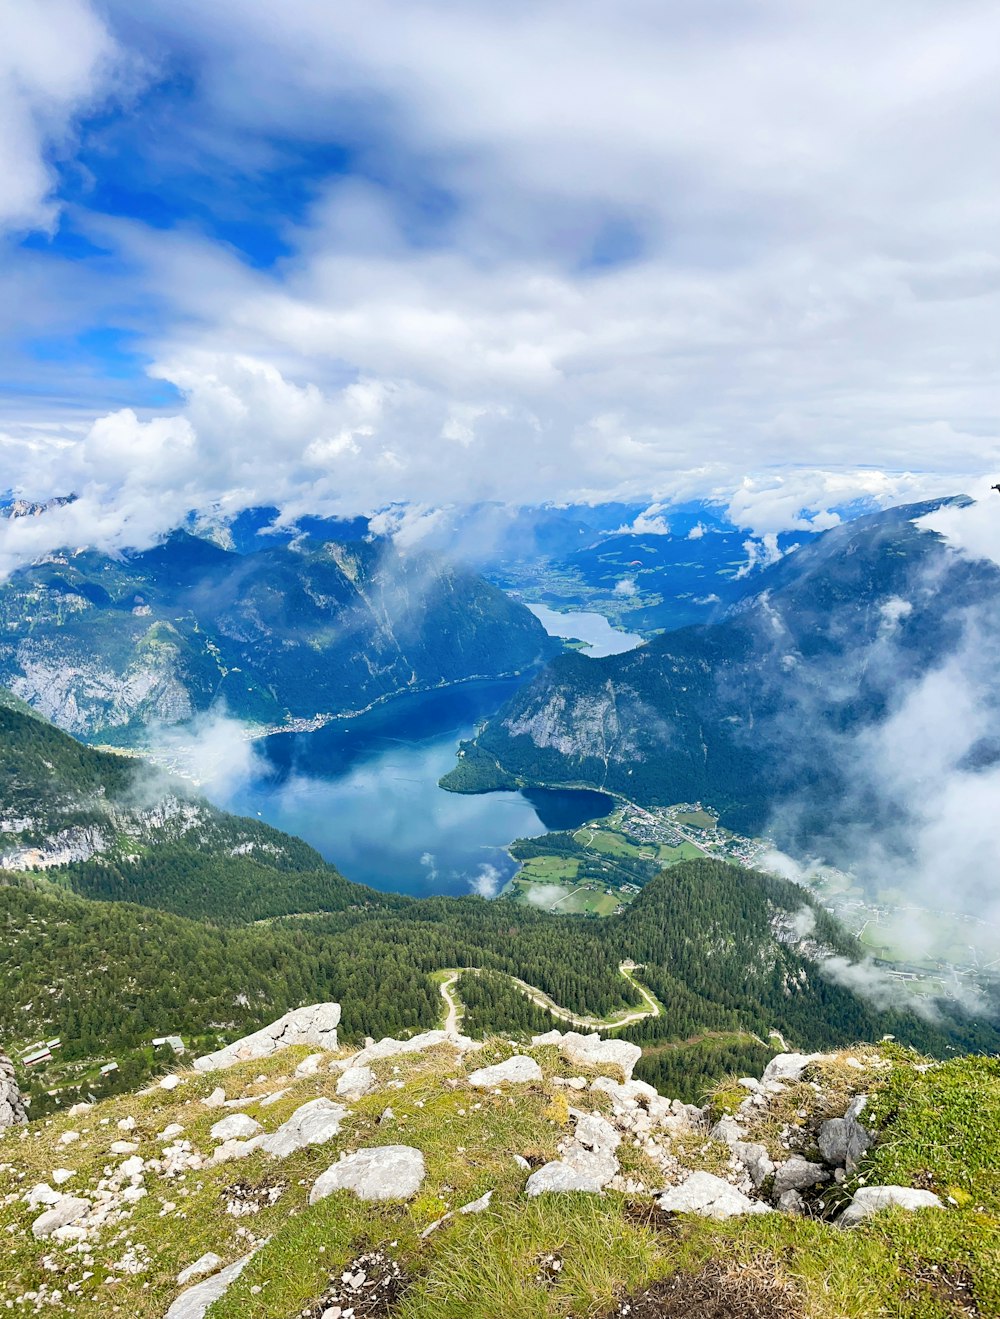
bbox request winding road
[437,960,662,1036]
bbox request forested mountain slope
[0,531,557,740]
[3,683,997,1115]
[447,499,1000,837]
[0,697,365,923]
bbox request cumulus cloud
[468,862,503,898]
[0,0,125,232]
[2,3,1000,564]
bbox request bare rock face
[193,1004,341,1071]
[532,1030,642,1082]
[0,1050,28,1132]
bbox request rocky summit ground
[1,1010,998,1319]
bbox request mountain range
[445,499,1000,845]
[0,531,557,740]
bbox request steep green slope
[446,499,1000,839]
[0,531,557,740]
[0,700,366,923]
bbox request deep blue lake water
[227,678,614,899]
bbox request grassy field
[510,877,620,915]
[509,817,704,918]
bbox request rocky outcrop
[193,1003,341,1071]
[164,1250,260,1319]
[310,1146,426,1203]
[839,1185,944,1226]
[468,1055,542,1087]
[0,1051,27,1131]
[657,1172,772,1220]
[532,1030,642,1081]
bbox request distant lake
[225,680,614,899]
[526,604,644,657]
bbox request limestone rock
[203,1088,226,1109]
[258,1098,347,1158]
[349,1029,480,1069]
[839,1185,944,1226]
[732,1141,775,1189]
[656,1172,772,1220]
[843,1095,874,1172]
[525,1145,618,1195]
[294,1053,324,1078]
[467,1056,542,1087]
[778,1189,807,1215]
[31,1196,90,1239]
[534,1031,642,1081]
[177,1253,222,1285]
[210,1114,263,1142]
[193,1004,341,1072]
[571,1111,621,1154]
[165,1251,258,1319]
[336,1066,377,1100]
[818,1116,849,1166]
[761,1053,826,1085]
[310,1146,426,1203]
[773,1156,830,1195]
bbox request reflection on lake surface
[225,680,614,899]
[526,604,644,657]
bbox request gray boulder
[176,1254,222,1285]
[31,1196,90,1239]
[732,1141,775,1189]
[526,1145,619,1195]
[761,1053,826,1085]
[818,1116,849,1166]
[467,1056,542,1087]
[310,1146,426,1203]
[0,1051,27,1132]
[336,1065,377,1099]
[258,1098,347,1158]
[537,1031,642,1081]
[209,1114,262,1142]
[839,1185,944,1226]
[773,1156,830,1195]
[571,1111,621,1154]
[193,1003,341,1071]
[656,1172,772,1220]
[819,1094,874,1170]
[165,1251,258,1319]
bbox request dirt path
[437,961,662,1035]
[439,972,462,1035]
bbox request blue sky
[1,0,1000,567]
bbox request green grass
[4,1044,1000,1318]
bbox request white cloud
[0,0,124,232]
[918,479,1000,567]
[3,2,1000,561]
[613,577,637,597]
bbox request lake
[224,679,614,899]
[526,604,644,656]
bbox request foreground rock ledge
[194,1003,341,1071]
